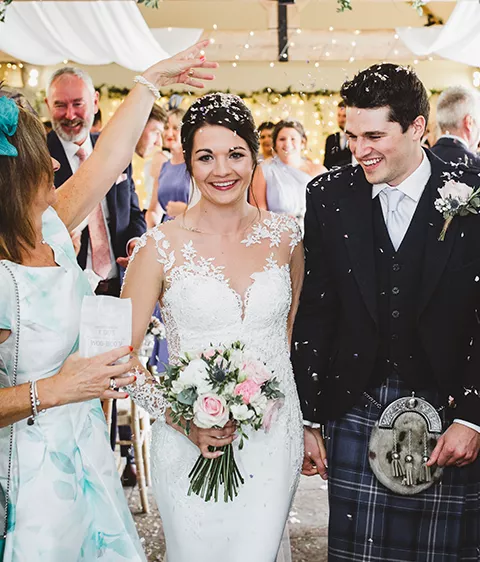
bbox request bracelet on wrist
[27,380,46,425]
[133,75,160,100]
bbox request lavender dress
[157,160,190,222]
[151,160,191,371]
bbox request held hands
[52,345,137,405]
[143,40,218,90]
[166,411,236,460]
[427,422,480,468]
[303,427,328,480]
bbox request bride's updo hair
[181,93,259,176]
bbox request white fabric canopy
[0,1,172,71]
[396,0,480,67]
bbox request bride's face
[190,124,254,206]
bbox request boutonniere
[434,180,480,241]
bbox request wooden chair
[117,397,152,513]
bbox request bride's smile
[191,124,254,206]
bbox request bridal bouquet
[160,341,284,502]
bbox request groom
[292,63,480,561]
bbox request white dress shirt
[305,151,480,433]
[59,136,118,280]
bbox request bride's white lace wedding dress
[125,212,304,562]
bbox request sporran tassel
[404,430,414,487]
[391,428,404,478]
[420,431,432,483]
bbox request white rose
[250,391,268,415]
[193,394,230,428]
[229,349,245,368]
[231,403,255,422]
[171,379,186,394]
[179,359,210,390]
[438,180,473,205]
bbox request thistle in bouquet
[159,341,284,502]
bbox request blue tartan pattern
[325,375,480,562]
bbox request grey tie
[384,188,406,251]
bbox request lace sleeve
[122,370,168,421]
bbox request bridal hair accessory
[133,75,161,100]
[434,179,480,241]
[0,96,19,157]
[368,392,444,495]
[181,92,256,130]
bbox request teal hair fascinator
[0,96,19,157]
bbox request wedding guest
[323,100,351,169]
[258,120,275,161]
[0,41,216,561]
[91,108,103,133]
[145,108,191,227]
[431,85,480,168]
[138,104,169,211]
[45,67,148,473]
[45,67,146,299]
[293,63,480,562]
[250,119,326,230]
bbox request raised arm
[54,41,217,231]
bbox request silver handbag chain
[0,262,20,542]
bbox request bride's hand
[190,420,236,459]
[143,40,218,90]
[166,411,236,459]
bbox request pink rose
[193,394,229,428]
[242,359,271,385]
[262,399,283,432]
[234,379,261,405]
[202,348,217,360]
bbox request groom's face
[346,106,425,186]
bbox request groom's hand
[303,427,328,480]
[427,423,480,468]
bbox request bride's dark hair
[181,93,259,176]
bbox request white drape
[0,1,173,71]
[396,0,480,67]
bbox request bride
[121,93,304,562]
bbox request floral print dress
[0,207,145,561]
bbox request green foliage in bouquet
[158,341,284,502]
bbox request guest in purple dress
[145,109,191,372]
[146,109,190,227]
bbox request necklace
[181,211,259,236]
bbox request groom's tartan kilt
[325,375,480,562]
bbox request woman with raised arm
[0,42,216,561]
[121,93,305,562]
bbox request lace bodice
[124,212,302,421]
[123,212,305,551]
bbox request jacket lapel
[340,171,378,324]
[48,131,72,188]
[418,153,458,316]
